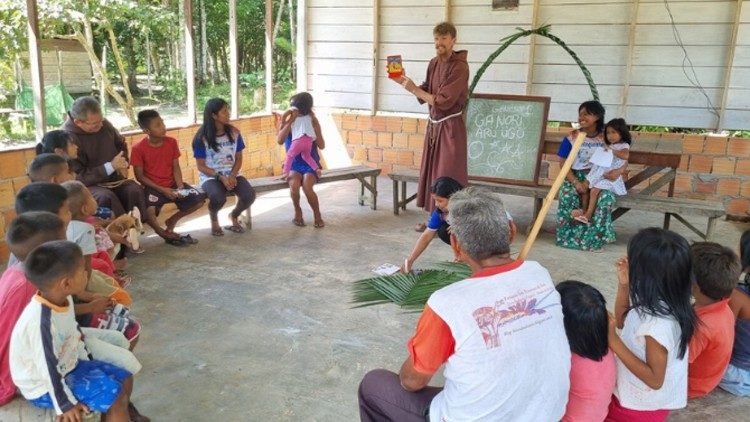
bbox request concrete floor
[2,176,749,421]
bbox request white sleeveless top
[291,115,316,141]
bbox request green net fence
[15,82,74,127]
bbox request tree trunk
[272,0,284,42]
[199,0,208,83]
[105,24,137,125]
[125,37,141,95]
[289,0,296,82]
[218,41,230,82]
[178,2,185,72]
[150,44,161,76]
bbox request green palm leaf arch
[469,25,599,101]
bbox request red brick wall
[0,115,279,262]
[334,112,750,220]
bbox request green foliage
[352,262,471,311]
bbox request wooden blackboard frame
[466,93,551,187]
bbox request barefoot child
[574,118,631,224]
[132,110,205,246]
[607,228,696,421]
[278,92,324,178]
[9,241,147,421]
[687,242,738,398]
[556,280,616,422]
[721,230,750,396]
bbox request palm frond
[352,262,471,311]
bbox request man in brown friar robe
[398,22,469,220]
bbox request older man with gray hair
[358,187,571,422]
[63,96,178,243]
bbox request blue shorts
[29,360,131,413]
[720,362,750,396]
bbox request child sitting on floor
[9,240,148,421]
[607,228,696,421]
[0,212,67,406]
[132,110,205,246]
[278,92,324,178]
[556,280,616,422]
[687,241,739,398]
[721,230,750,396]
[573,118,630,225]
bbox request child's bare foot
[314,219,325,228]
[574,215,590,225]
[571,209,584,219]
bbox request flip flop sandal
[224,225,245,234]
[212,228,224,236]
[116,274,132,289]
[292,219,306,227]
[179,234,199,244]
[314,221,325,228]
[165,238,188,247]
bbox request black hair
[137,109,161,130]
[24,240,83,291]
[627,227,696,358]
[579,100,606,134]
[6,211,64,247]
[604,118,632,146]
[290,92,314,116]
[193,98,235,152]
[28,153,68,182]
[36,130,74,155]
[61,180,88,217]
[690,242,740,300]
[431,176,463,199]
[15,182,68,215]
[741,230,750,271]
[556,280,609,361]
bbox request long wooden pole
[519,131,586,260]
[525,0,541,95]
[716,0,742,132]
[296,0,307,91]
[265,0,274,113]
[370,0,379,115]
[183,0,196,123]
[26,0,46,139]
[229,0,239,119]
[620,0,640,119]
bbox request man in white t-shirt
[358,187,571,422]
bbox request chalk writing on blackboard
[466,94,550,185]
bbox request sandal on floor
[292,219,306,227]
[165,237,188,247]
[224,225,245,234]
[314,221,325,228]
[211,228,224,236]
[179,234,199,244]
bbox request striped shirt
[9,294,89,414]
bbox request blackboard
[466,94,550,186]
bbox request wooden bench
[390,134,725,240]
[242,165,381,228]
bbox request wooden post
[146,33,153,98]
[620,0,640,119]
[518,131,586,260]
[265,0,274,113]
[525,0,541,95]
[296,0,307,91]
[229,0,239,119]
[444,0,451,22]
[183,0,197,123]
[716,0,743,132]
[100,45,108,112]
[370,0,379,115]
[26,0,46,139]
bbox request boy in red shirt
[131,110,205,246]
[0,212,66,405]
[688,241,741,398]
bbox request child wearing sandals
[132,110,205,246]
[607,228,696,421]
[573,118,631,225]
[557,280,617,422]
[278,92,324,179]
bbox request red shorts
[605,395,670,422]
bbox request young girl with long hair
[192,98,256,236]
[607,228,696,421]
